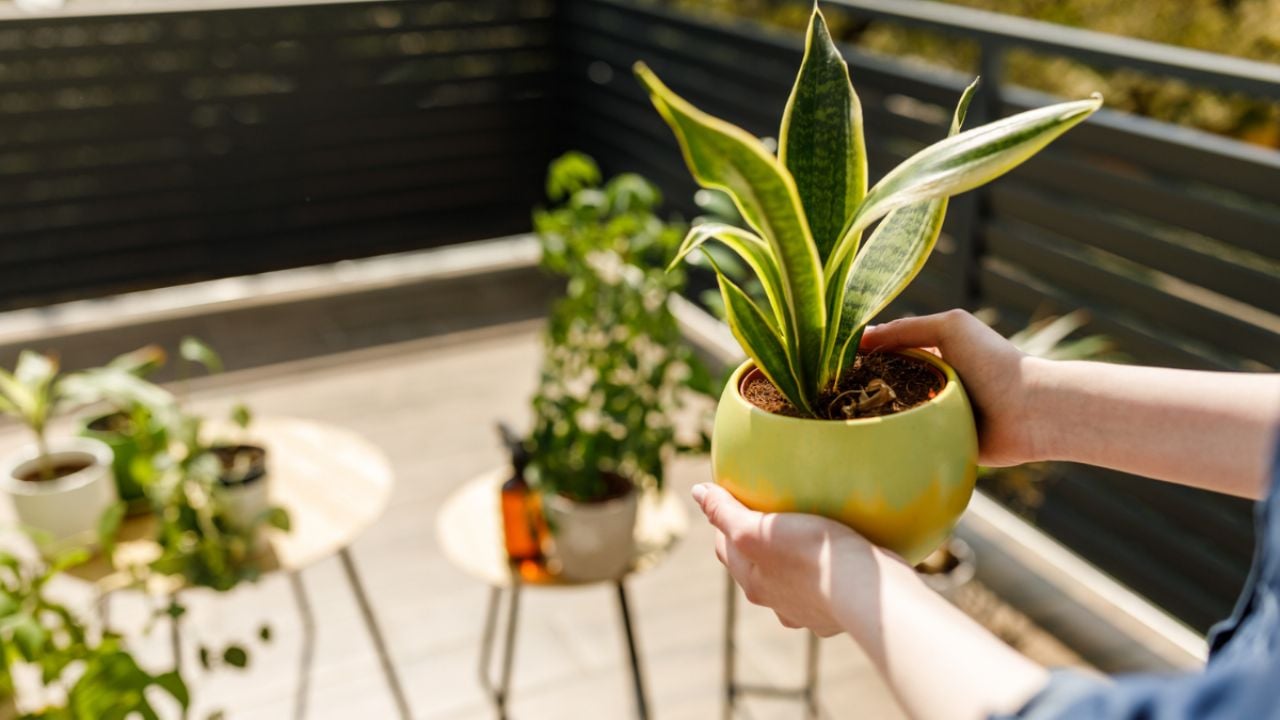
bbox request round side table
[437,468,688,720]
[49,417,410,720]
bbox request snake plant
[635,5,1100,416]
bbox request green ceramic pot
[711,350,979,564]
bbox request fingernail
[691,483,708,504]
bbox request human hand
[692,482,895,637]
[861,309,1042,467]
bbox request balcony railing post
[950,40,1006,309]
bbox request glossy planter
[712,351,979,564]
[0,438,117,553]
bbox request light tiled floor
[24,322,907,720]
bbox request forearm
[830,542,1048,720]
[1026,360,1280,498]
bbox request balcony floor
[20,320,907,720]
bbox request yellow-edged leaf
[636,62,826,397]
[826,92,1102,281]
[824,80,980,382]
[779,6,866,262]
[672,222,788,332]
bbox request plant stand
[724,570,821,719]
[73,417,409,719]
[437,469,688,720]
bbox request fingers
[775,611,800,629]
[860,311,963,353]
[692,483,758,543]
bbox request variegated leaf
[707,256,812,415]
[824,80,980,382]
[825,93,1102,282]
[779,7,866,263]
[635,62,826,397]
[671,222,789,333]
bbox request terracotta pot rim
[730,348,960,426]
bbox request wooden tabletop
[437,468,688,588]
[62,416,394,587]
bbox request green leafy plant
[0,547,187,719]
[527,152,713,501]
[0,348,168,483]
[636,4,1101,417]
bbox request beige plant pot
[543,488,639,582]
[0,438,117,553]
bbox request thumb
[692,483,755,535]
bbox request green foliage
[0,548,187,718]
[637,5,1100,416]
[529,152,713,501]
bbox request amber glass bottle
[498,424,542,565]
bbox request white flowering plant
[528,152,714,502]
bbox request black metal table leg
[615,581,650,720]
[290,571,317,720]
[723,568,821,718]
[723,571,737,720]
[478,581,521,719]
[340,547,412,720]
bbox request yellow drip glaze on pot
[711,349,979,564]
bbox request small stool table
[437,468,688,720]
[60,417,410,720]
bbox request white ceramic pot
[212,444,271,531]
[543,488,639,582]
[0,438,116,552]
[221,475,270,530]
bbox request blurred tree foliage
[663,0,1280,148]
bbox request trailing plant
[88,341,286,693]
[0,546,187,719]
[91,340,289,591]
[635,4,1100,418]
[528,152,713,502]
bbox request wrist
[828,538,919,644]
[1018,355,1058,464]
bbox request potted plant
[0,352,119,552]
[74,345,170,513]
[527,152,712,581]
[0,545,188,718]
[636,4,1100,563]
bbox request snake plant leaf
[635,62,826,392]
[671,222,788,332]
[779,6,866,262]
[825,92,1103,282]
[709,256,812,415]
[824,80,980,382]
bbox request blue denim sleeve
[994,441,1280,720]
[994,656,1279,720]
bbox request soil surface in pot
[17,459,92,483]
[87,412,132,434]
[555,471,633,504]
[211,444,267,487]
[743,351,944,420]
